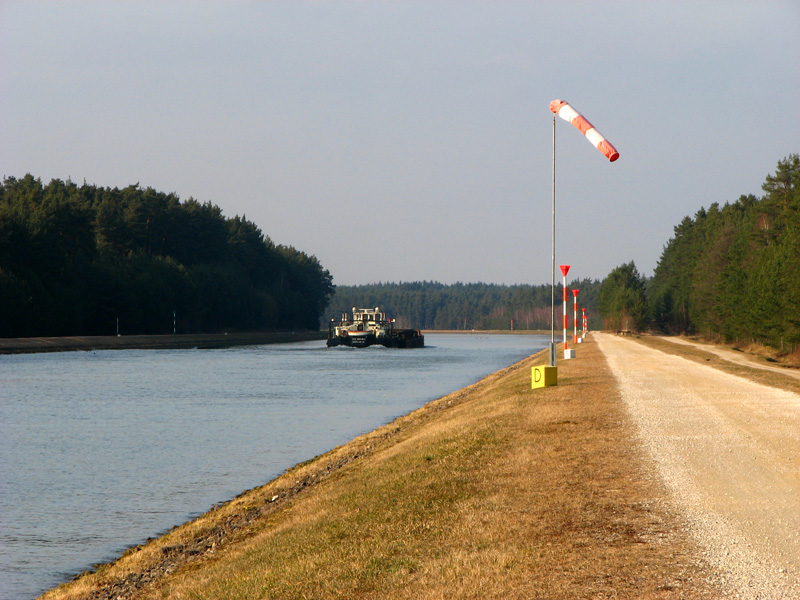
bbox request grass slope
[43,336,720,599]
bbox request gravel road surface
[596,332,800,599]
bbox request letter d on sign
[531,365,557,389]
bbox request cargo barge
[327,307,424,348]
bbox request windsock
[550,99,619,162]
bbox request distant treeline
[595,155,800,352]
[325,280,603,331]
[0,175,334,337]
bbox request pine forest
[646,154,800,351]
[0,176,334,337]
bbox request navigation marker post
[560,264,570,350]
[572,288,579,345]
[561,265,575,359]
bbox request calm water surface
[0,333,547,599]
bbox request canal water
[0,333,548,599]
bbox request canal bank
[0,331,326,355]
[40,333,721,600]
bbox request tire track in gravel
[596,332,800,600]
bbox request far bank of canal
[0,331,326,355]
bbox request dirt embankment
[0,331,326,355]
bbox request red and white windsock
[550,99,619,162]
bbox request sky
[1,1,798,287]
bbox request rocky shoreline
[0,331,326,355]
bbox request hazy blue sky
[2,1,798,286]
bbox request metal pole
[550,116,557,367]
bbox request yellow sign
[531,365,557,389]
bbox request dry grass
[42,336,721,600]
[631,335,800,396]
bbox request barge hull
[327,330,424,348]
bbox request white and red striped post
[559,265,570,350]
[572,289,579,345]
[582,307,587,337]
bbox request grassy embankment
[42,335,720,600]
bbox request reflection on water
[0,333,547,599]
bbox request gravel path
[596,332,800,599]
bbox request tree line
[0,175,334,337]
[326,280,603,331]
[597,154,800,352]
[7,155,794,345]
